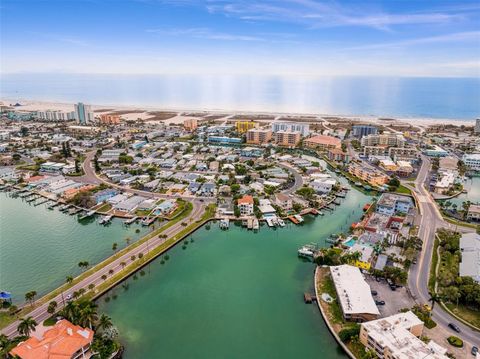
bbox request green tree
[66,275,74,285]
[47,301,58,315]
[24,291,37,305]
[17,317,37,337]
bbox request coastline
[1,98,477,127]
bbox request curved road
[407,156,479,345]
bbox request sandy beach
[1,98,476,128]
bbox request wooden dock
[287,215,300,224]
[303,293,317,304]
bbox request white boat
[298,246,314,258]
[266,217,274,227]
[219,218,230,230]
[277,218,285,227]
[253,218,259,230]
[294,214,304,223]
[99,215,113,225]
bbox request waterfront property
[329,265,379,322]
[10,319,94,359]
[359,312,449,359]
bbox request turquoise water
[98,186,371,358]
[1,74,479,119]
[0,192,149,302]
[448,177,480,206]
[343,238,356,247]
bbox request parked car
[448,323,461,333]
[371,290,378,296]
[375,300,385,305]
[471,346,478,356]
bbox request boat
[298,246,315,259]
[294,214,304,223]
[252,218,259,230]
[141,217,156,226]
[99,215,113,225]
[219,218,229,230]
[277,218,285,227]
[79,210,96,220]
[124,216,138,225]
[266,217,274,227]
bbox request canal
[98,187,372,358]
[0,192,149,302]
[447,176,480,206]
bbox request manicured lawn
[395,184,412,195]
[96,203,112,213]
[445,303,480,328]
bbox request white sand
[1,98,476,128]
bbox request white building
[462,153,480,172]
[74,102,95,125]
[37,110,75,121]
[475,119,480,134]
[310,178,336,194]
[329,265,379,322]
[360,311,449,359]
[459,233,480,282]
[271,122,309,136]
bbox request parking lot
[365,275,416,316]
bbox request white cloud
[146,27,265,41]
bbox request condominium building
[100,114,120,125]
[475,119,480,134]
[459,232,480,282]
[246,128,272,145]
[348,163,389,186]
[388,147,419,161]
[327,148,350,163]
[359,312,449,359]
[363,146,386,157]
[462,153,480,171]
[184,118,198,131]
[329,265,380,322]
[235,120,257,133]
[37,110,75,121]
[74,102,94,125]
[271,122,309,136]
[275,131,301,147]
[303,134,341,151]
[352,124,378,138]
[361,133,405,148]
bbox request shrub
[338,324,360,342]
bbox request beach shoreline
[1,98,477,128]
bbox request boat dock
[303,293,317,304]
[79,210,96,220]
[124,216,138,225]
[99,215,113,225]
[287,216,299,224]
[252,218,259,230]
[141,217,156,226]
[219,218,230,229]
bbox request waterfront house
[329,265,379,322]
[238,195,254,216]
[359,312,448,359]
[10,319,94,359]
[114,195,145,212]
[347,243,374,270]
[467,204,480,222]
[274,193,293,211]
[0,167,19,181]
[376,193,413,216]
[155,200,176,215]
[94,189,118,204]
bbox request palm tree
[112,243,118,252]
[17,317,37,337]
[0,334,12,358]
[61,301,78,323]
[79,303,98,329]
[108,269,114,276]
[120,261,126,269]
[429,293,441,312]
[88,283,95,291]
[78,261,89,271]
[47,301,58,315]
[96,314,113,332]
[66,276,74,285]
[24,291,37,305]
[101,274,107,281]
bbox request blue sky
[1,0,479,76]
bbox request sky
[1,0,479,77]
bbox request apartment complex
[271,122,309,136]
[327,148,350,163]
[303,134,341,151]
[184,118,198,132]
[37,110,75,121]
[275,131,301,147]
[329,265,380,322]
[246,128,272,145]
[361,133,405,148]
[348,163,389,186]
[100,114,120,125]
[74,102,94,125]
[360,312,448,359]
[352,124,378,138]
[235,120,256,133]
[475,118,480,134]
[462,153,480,171]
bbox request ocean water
[1,74,479,119]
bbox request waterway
[0,192,149,302]
[98,186,372,358]
[447,177,480,207]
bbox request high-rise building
[271,122,309,137]
[37,110,75,121]
[235,120,257,133]
[74,102,94,125]
[361,133,405,147]
[246,129,272,144]
[184,118,198,131]
[475,119,480,134]
[352,125,378,138]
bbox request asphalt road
[278,162,303,195]
[407,156,479,345]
